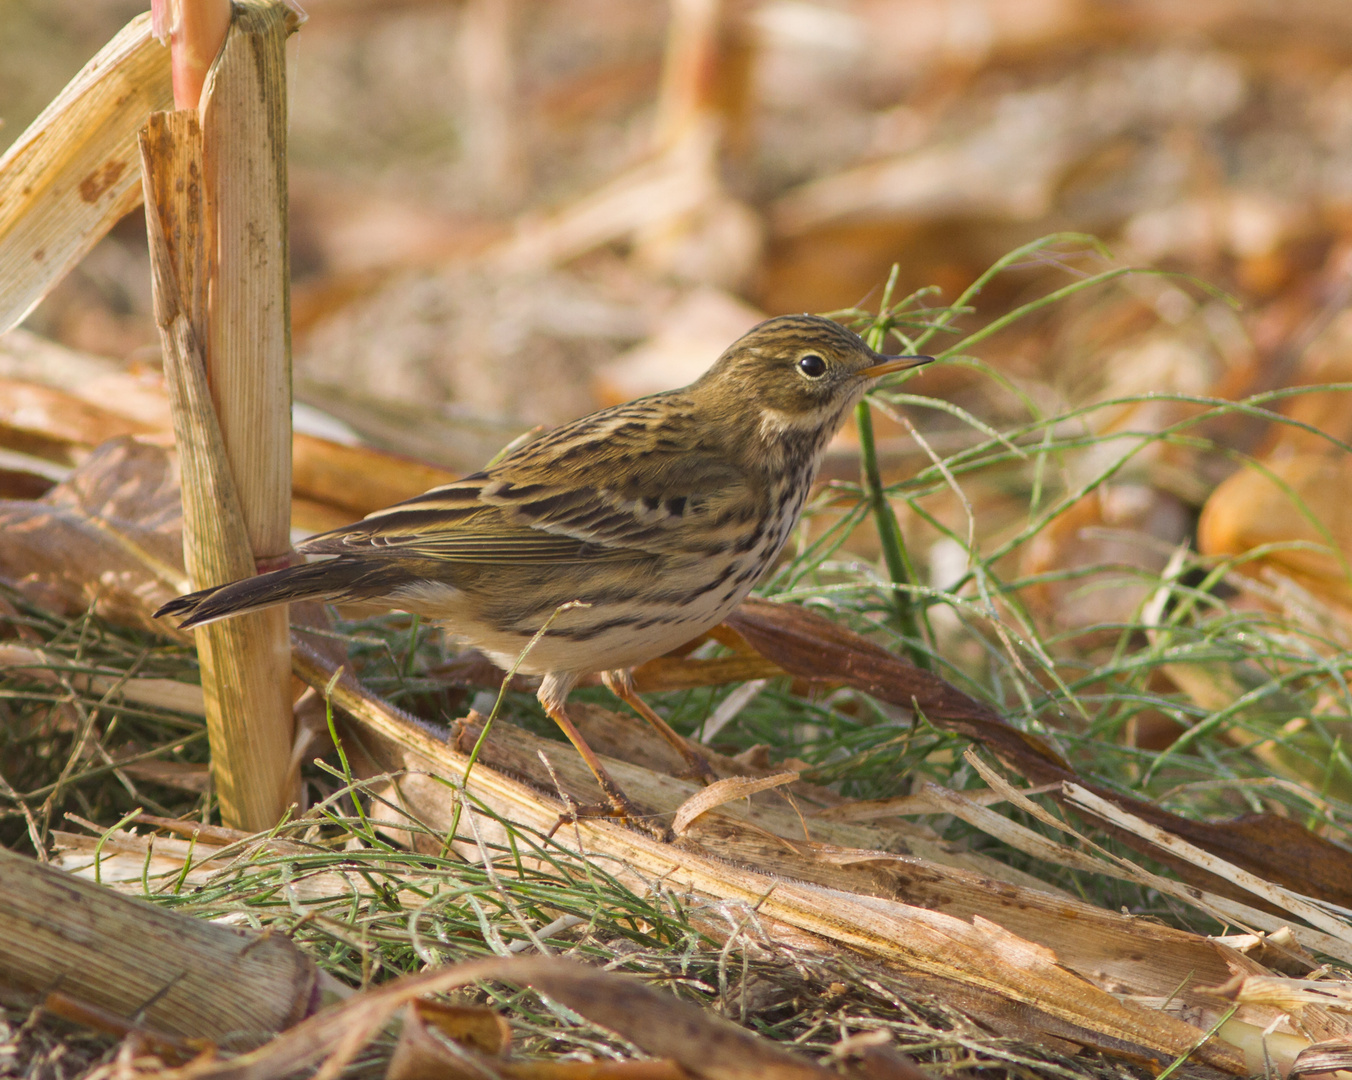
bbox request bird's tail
[156,557,408,630]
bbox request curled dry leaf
[671,772,798,836]
[0,435,187,636]
[1199,453,1352,610]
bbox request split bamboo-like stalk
[0,14,172,333]
[0,847,318,1049]
[199,1,296,570]
[139,0,301,831]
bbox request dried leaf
[0,436,187,635]
[386,1000,511,1080]
[1199,454,1352,608]
[671,772,797,836]
[102,955,827,1080]
[724,598,1352,908]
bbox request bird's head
[695,314,931,445]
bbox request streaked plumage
[158,314,931,822]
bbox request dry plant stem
[0,12,172,333]
[458,0,522,203]
[200,1,296,567]
[293,641,1246,1074]
[140,110,294,832]
[653,0,727,150]
[0,847,317,1050]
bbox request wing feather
[296,392,758,565]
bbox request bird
[156,314,931,825]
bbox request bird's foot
[547,800,673,843]
[537,749,674,842]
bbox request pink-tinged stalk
[151,0,231,110]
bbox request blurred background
[6,0,1352,678]
[4,0,1350,436]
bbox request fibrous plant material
[0,14,172,334]
[138,3,301,833]
[0,846,319,1050]
[290,640,1251,1074]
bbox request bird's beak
[857,354,934,379]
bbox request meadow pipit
[158,314,931,822]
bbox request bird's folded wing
[298,438,753,562]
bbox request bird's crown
[694,313,923,420]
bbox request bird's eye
[797,354,826,378]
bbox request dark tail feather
[156,558,403,630]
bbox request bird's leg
[601,669,718,785]
[540,698,643,822]
[535,674,673,840]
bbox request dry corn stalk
[292,641,1251,1074]
[0,13,172,333]
[0,847,318,1050]
[139,0,301,831]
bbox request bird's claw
[546,797,674,843]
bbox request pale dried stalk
[199,0,297,567]
[0,847,317,1050]
[292,641,1246,1074]
[653,0,726,151]
[1064,783,1352,948]
[0,13,172,333]
[0,643,205,716]
[941,755,1352,967]
[140,109,293,831]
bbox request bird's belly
[387,532,791,678]
[470,549,772,677]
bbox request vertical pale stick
[199,1,296,572]
[140,111,294,831]
[198,0,302,828]
[142,0,304,831]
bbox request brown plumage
[157,314,931,823]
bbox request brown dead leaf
[1199,453,1352,608]
[1019,484,1189,641]
[723,598,1352,909]
[513,960,836,1080]
[111,955,830,1080]
[386,1000,512,1080]
[386,998,695,1080]
[0,436,187,635]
